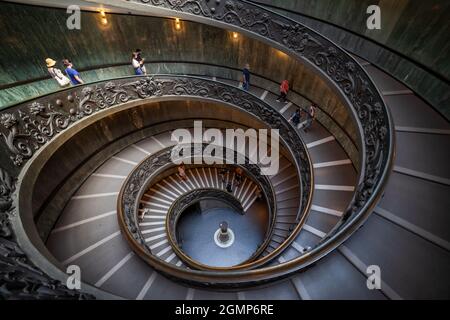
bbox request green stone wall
[253,0,450,80]
[251,0,450,119]
[0,2,360,166]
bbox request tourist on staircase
[288,108,302,127]
[135,48,147,75]
[132,51,145,75]
[242,63,251,91]
[63,59,84,85]
[234,167,244,187]
[219,166,228,183]
[303,104,316,133]
[178,162,187,181]
[276,79,289,103]
[46,58,71,87]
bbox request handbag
[49,68,71,87]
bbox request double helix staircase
[1,0,448,301]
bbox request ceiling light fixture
[100,10,108,25]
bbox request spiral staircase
[0,0,449,300]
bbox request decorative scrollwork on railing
[0,0,394,293]
[0,76,311,230]
[0,167,16,238]
[122,147,173,246]
[0,166,94,299]
[0,236,93,300]
[0,73,311,288]
[0,78,166,167]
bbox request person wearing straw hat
[46,58,70,87]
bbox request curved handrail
[129,0,395,248]
[116,97,310,271]
[88,0,394,284]
[167,188,266,269]
[108,0,394,222]
[2,74,314,286]
[165,169,273,269]
[119,145,278,270]
[0,59,360,164]
[1,0,393,290]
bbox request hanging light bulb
[175,18,181,30]
[100,10,108,25]
[233,32,238,39]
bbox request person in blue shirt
[63,59,84,85]
[242,63,250,91]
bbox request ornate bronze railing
[1,74,313,292]
[0,0,394,294]
[118,142,290,271]
[102,0,395,282]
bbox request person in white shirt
[132,51,145,75]
[135,49,147,74]
[46,58,70,87]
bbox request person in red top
[276,80,289,103]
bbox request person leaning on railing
[63,59,84,85]
[132,50,146,75]
[45,58,71,87]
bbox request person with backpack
[46,58,70,87]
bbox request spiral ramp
[0,1,448,301]
[44,64,450,300]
